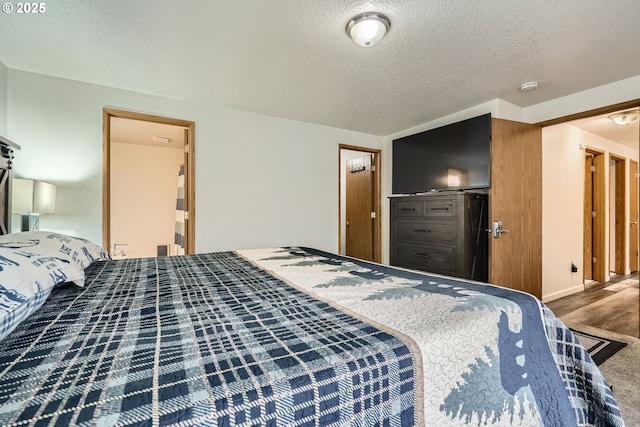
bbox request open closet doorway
[338,145,381,263]
[103,109,195,258]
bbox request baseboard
[542,284,584,303]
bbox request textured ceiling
[0,0,639,138]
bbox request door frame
[583,153,594,281]
[102,108,196,255]
[338,144,381,263]
[536,99,640,127]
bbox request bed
[0,232,625,426]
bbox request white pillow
[0,231,110,286]
[0,232,103,341]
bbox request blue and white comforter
[0,250,416,426]
[239,247,624,426]
[0,247,624,426]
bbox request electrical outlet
[571,262,578,273]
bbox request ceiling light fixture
[346,12,390,47]
[608,110,639,126]
[519,81,538,92]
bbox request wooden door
[583,155,594,280]
[630,160,639,272]
[592,153,607,282]
[582,151,607,282]
[613,157,626,275]
[489,118,542,298]
[346,154,374,261]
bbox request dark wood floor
[545,272,640,338]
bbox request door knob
[491,220,509,238]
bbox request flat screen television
[392,113,491,194]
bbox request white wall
[541,124,639,302]
[111,142,184,258]
[6,69,383,252]
[541,125,591,300]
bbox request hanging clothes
[173,164,185,256]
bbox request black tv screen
[392,113,491,194]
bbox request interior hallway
[546,273,640,338]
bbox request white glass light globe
[347,13,390,47]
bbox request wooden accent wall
[489,118,543,298]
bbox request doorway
[102,108,195,257]
[539,102,638,289]
[338,145,381,263]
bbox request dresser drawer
[394,243,456,276]
[394,199,423,217]
[395,220,456,246]
[424,197,456,217]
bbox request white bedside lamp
[12,178,57,231]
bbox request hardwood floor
[545,272,640,338]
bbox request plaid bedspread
[0,252,417,426]
[240,247,625,426]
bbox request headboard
[0,135,20,235]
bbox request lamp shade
[12,178,57,214]
[34,181,57,213]
[12,179,35,213]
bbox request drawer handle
[414,252,431,259]
[400,208,416,212]
[414,229,431,233]
[430,207,449,211]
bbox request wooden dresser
[389,192,488,281]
